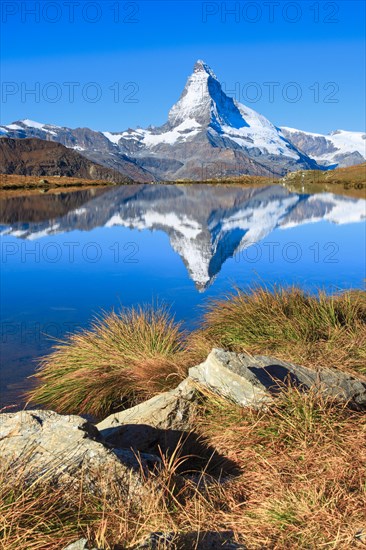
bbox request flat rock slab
[63,540,99,550]
[132,530,246,549]
[97,378,197,442]
[96,378,240,475]
[0,410,160,499]
[189,349,366,408]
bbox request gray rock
[97,378,197,438]
[96,379,237,476]
[0,410,160,499]
[189,349,366,408]
[63,539,99,550]
[189,350,272,408]
[95,378,202,468]
[132,530,246,549]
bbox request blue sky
[1,0,364,133]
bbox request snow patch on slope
[22,119,48,130]
[281,127,366,164]
[102,131,125,145]
[107,119,203,147]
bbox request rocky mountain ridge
[280,127,366,168]
[0,137,133,183]
[1,61,363,181]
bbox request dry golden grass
[190,286,366,376]
[0,457,176,550]
[189,387,366,549]
[287,163,366,185]
[281,163,366,199]
[2,388,365,549]
[27,306,191,417]
[18,288,366,547]
[0,174,116,190]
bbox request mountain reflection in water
[1,184,365,290]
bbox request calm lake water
[1,183,365,408]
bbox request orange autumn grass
[4,386,366,549]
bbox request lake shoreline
[1,288,366,549]
[1,162,365,199]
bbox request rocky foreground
[2,349,366,549]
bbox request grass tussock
[27,288,366,418]
[191,286,366,376]
[3,388,366,549]
[28,305,191,417]
[10,287,366,548]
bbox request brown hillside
[0,137,132,183]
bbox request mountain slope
[0,61,363,180]
[0,122,155,183]
[109,60,320,179]
[280,127,366,168]
[0,137,132,183]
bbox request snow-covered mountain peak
[168,60,256,135]
[5,60,362,180]
[168,60,217,127]
[193,59,217,77]
[280,127,366,167]
[0,119,61,136]
[163,61,308,162]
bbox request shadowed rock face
[0,130,154,183]
[67,534,251,550]
[96,378,240,477]
[189,349,366,409]
[1,184,365,290]
[280,127,366,168]
[131,530,246,549]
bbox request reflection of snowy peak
[280,193,366,228]
[1,185,365,290]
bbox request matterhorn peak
[193,59,217,78]
[168,59,244,128]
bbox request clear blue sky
[1,0,364,134]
